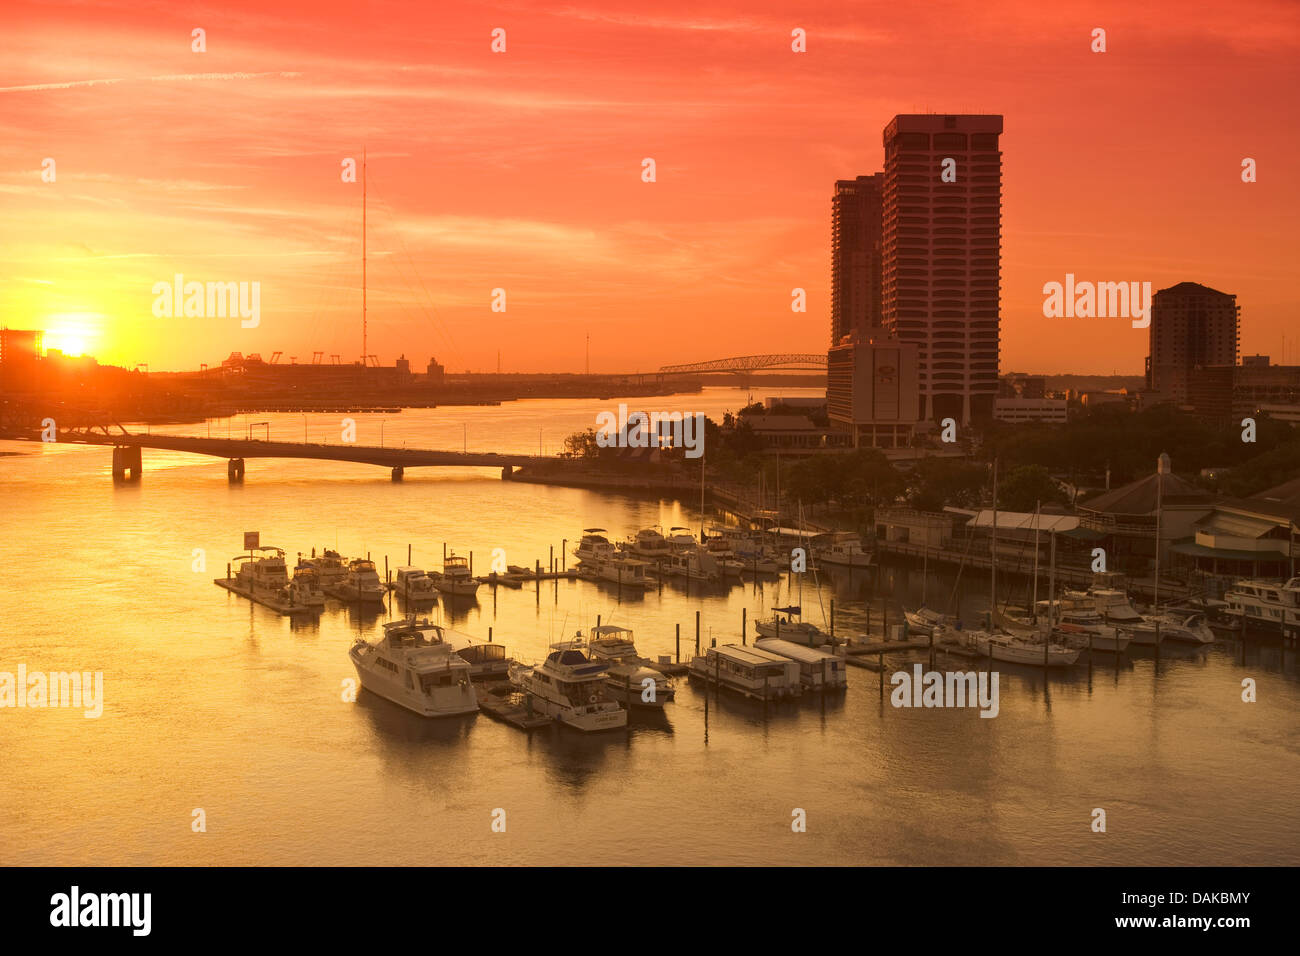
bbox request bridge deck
[64,433,553,469]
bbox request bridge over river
[62,431,555,482]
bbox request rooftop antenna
[362,146,367,366]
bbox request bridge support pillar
[112,445,142,482]
[227,458,245,483]
[501,465,512,481]
[391,466,404,482]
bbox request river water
[2,387,1297,865]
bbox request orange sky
[2,0,1298,374]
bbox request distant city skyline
[2,0,1297,374]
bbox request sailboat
[961,461,1080,666]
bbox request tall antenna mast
[362,147,367,365]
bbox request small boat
[1001,602,1131,653]
[297,548,348,586]
[432,554,479,597]
[586,554,656,589]
[349,618,478,717]
[282,565,327,608]
[574,528,615,563]
[586,625,675,708]
[623,528,672,559]
[508,639,627,732]
[1125,610,1215,646]
[960,629,1080,667]
[754,637,847,690]
[665,527,699,552]
[326,558,387,603]
[816,533,871,568]
[754,605,827,646]
[689,643,802,700]
[391,566,437,602]
[665,548,722,583]
[904,606,951,637]
[439,626,510,680]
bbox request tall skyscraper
[1146,281,1240,405]
[880,114,1004,424]
[830,174,884,345]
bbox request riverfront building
[1145,282,1240,406]
[880,114,1004,424]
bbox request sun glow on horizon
[42,312,106,357]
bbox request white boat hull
[349,651,478,717]
[963,631,1080,667]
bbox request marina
[6,391,1298,867]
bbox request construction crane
[312,351,323,365]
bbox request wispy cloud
[0,72,302,94]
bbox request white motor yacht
[623,528,672,560]
[574,528,615,563]
[328,558,387,603]
[665,547,722,583]
[1224,577,1300,633]
[586,625,675,708]
[348,618,478,717]
[1125,610,1215,646]
[586,554,656,589]
[392,566,437,601]
[282,565,327,609]
[508,639,627,731]
[298,548,348,586]
[433,554,479,597]
[235,546,290,593]
[817,533,871,568]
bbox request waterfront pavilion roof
[1247,477,1300,524]
[1078,472,1211,517]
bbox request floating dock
[477,687,553,730]
[214,577,317,615]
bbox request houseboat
[689,644,802,700]
[754,637,848,690]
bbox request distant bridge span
[60,432,555,482]
[658,353,827,375]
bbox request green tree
[997,464,1067,512]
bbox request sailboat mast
[362,147,367,365]
[1032,500,1040,621]
[990,458,998,622]
[1154,457,1162,613]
